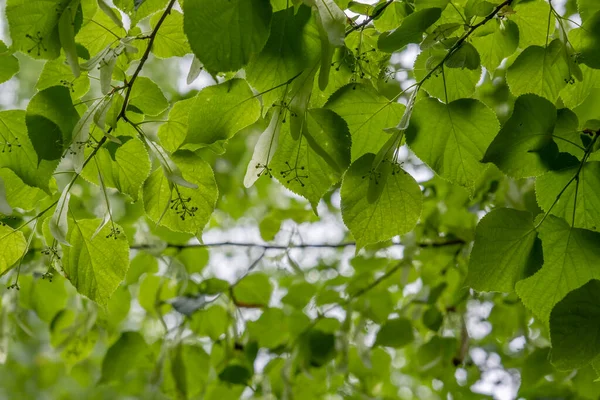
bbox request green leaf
[506,39,570,102]
[190,305,230,340]
[550,280,600,370]
[248,308,290,348]
[126,251,158,285]
[114,0,168,25]
[0,40,19,84]
[0,168,46,212]
[341,153,422,250]
[5,0,70,59]
[0,223,26,276]
[158,98,193,153]
[271,108,351,210]
[508,0,554,48]
[62,219,129,305]
[0,110,57,191]
[100,331,154,384]
[128,77,168,116]
[466,208,540,292]
[374,318,414,348]
[36,58,90,99]
[570,11,600,70]
[282,282,316,309]
[560,66,600,109]
[138,274,177,315]
[414,47,481,102]
[185,79,261,149]
[516,216,600,324]
[232,273,272,307]
[218,365,252,385]
[76,7,126,57]
[471,19,518,71]
[444,42,480,70]
[245,6,320,107]
[536,162,600,232]
[183,0,272,73]
[50,309,98,367]
[26,86,79,163]
[81,125,151,202]
[483,94,561,179]
[578,0,600,22]
[143,150,218,235]
[406,98,499,189]
[58,0,80,77]
[325,83,405,162]
[377,8,442,52]
[298,329,336,368]
[422,307,443,331]
[150,10,191,58]
[244,109,283,188]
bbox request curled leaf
[244,109,282,188]
[50,188,71,246]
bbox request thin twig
[130,239,466,251]
[346,0,394,36]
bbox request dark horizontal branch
[345,0,394,36]
[131,239,465,251]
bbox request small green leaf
[58,0,80,77]
[422,307,444,331]
[377,8,442,52]
[233,273,272,307]
[569,11,600,70]
[245,6,320,108]
[0,110,57,192]
[374,318,414,348]
[26,86,80,163]
[271,108,351,210]
[158,98,194,153]
[143,150,218,235]
[218,365,252,385]
[36,58,90,99]
[341,153,422,250]
[516,216,600,323]
[62,219,129,305]
[325,83,405,162]
[5,0,67,59]
[81,125,151,202]
[190,305,230,340]
[248,308,290,348]
[536,162,600,232]
[127,77,168,116]
[466,208,540,292]
[0,224,26,276]
[185,79,261,149]
[471,19,519,71]
[578,0,600,22]
[406,98,499,189]
[244,109,283,188]
[414,47,481,102]
[0,40,19,84]
[100,331,154,384]
[445,42,480,70]
[506,39,570,102]
[550,280,600,370]
[483,94,561,179]
[508,0,554,48]
[150,10,191,58]
[183,0,272,73]
[126,251,158,285]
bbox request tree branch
[345,0,394,36]
[131,239,466,250]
